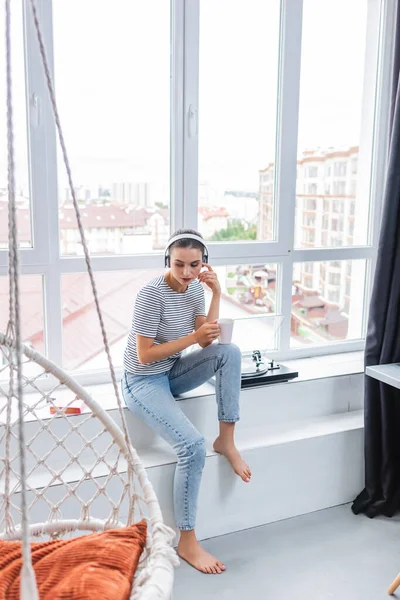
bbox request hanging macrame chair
[0,0,177,598]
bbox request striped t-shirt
[123,275,206,375]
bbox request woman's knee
[227,342,241,357]
[217,342,241,365]
[176,436,206,469]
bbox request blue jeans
[121,342,241,530]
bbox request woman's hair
[168,229,205,254]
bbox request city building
[258,146,359,343]
[198,206,230,239]
[110,182,156,208]
[58,203,169,255]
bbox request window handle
[31,93,40,127]
[188,104,198,138]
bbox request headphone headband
[166,233,209,251]
[165,234,209,267]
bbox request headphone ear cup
[165,254,170,268]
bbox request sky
[0,0,369,196]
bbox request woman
[122,228,251,575]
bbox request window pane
[53,1,171,256]
[61,270,163,371]
[294,0,375,248]
[210,264,277,315]
[208,263,279,352]
[61,264,278,372]
[291,260,366,347]
[199,0,280,242]
[0,0,31,249]
[0,276,45,382]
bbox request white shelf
[366,363,400,390]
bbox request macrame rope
[4,0,16,536]
[5,0,39,596]
[27,0,134,476]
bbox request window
[0,276,45,356]
[308,167,318,178]
[61,270,164,371]
[333,181,346,195]
[53,1,171,256]
[199,0,280,242]
[328,272,341,286]
[61,264,278,371]
[291,260,366,347]
[303,214,316,227]
[327,289,340,303]
[303,262,314,274]
[294,0,375,251]
[210,263,278,322]
[334,162,347,177]
[0,0,390,383]
[303,229,316,244]
[0,0,31,249]
[306,198,317,211]
[332,199,344,213]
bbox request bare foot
[213,437,251,482]
[178,535,226,574]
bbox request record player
[210,314,298,389]
[240,350,298,388]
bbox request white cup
[218,318,234,344]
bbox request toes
[241,469,250,482]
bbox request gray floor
[173,504,400,600]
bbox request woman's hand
[198,263,221,295]
[194,321,220,346]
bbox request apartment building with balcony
[258,146,359,340]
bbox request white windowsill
[91,350,364,409]
[2,351,364,424]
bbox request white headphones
[164,233,209,268]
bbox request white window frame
[0,0,397,386]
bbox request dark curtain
[352,6,400,518]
